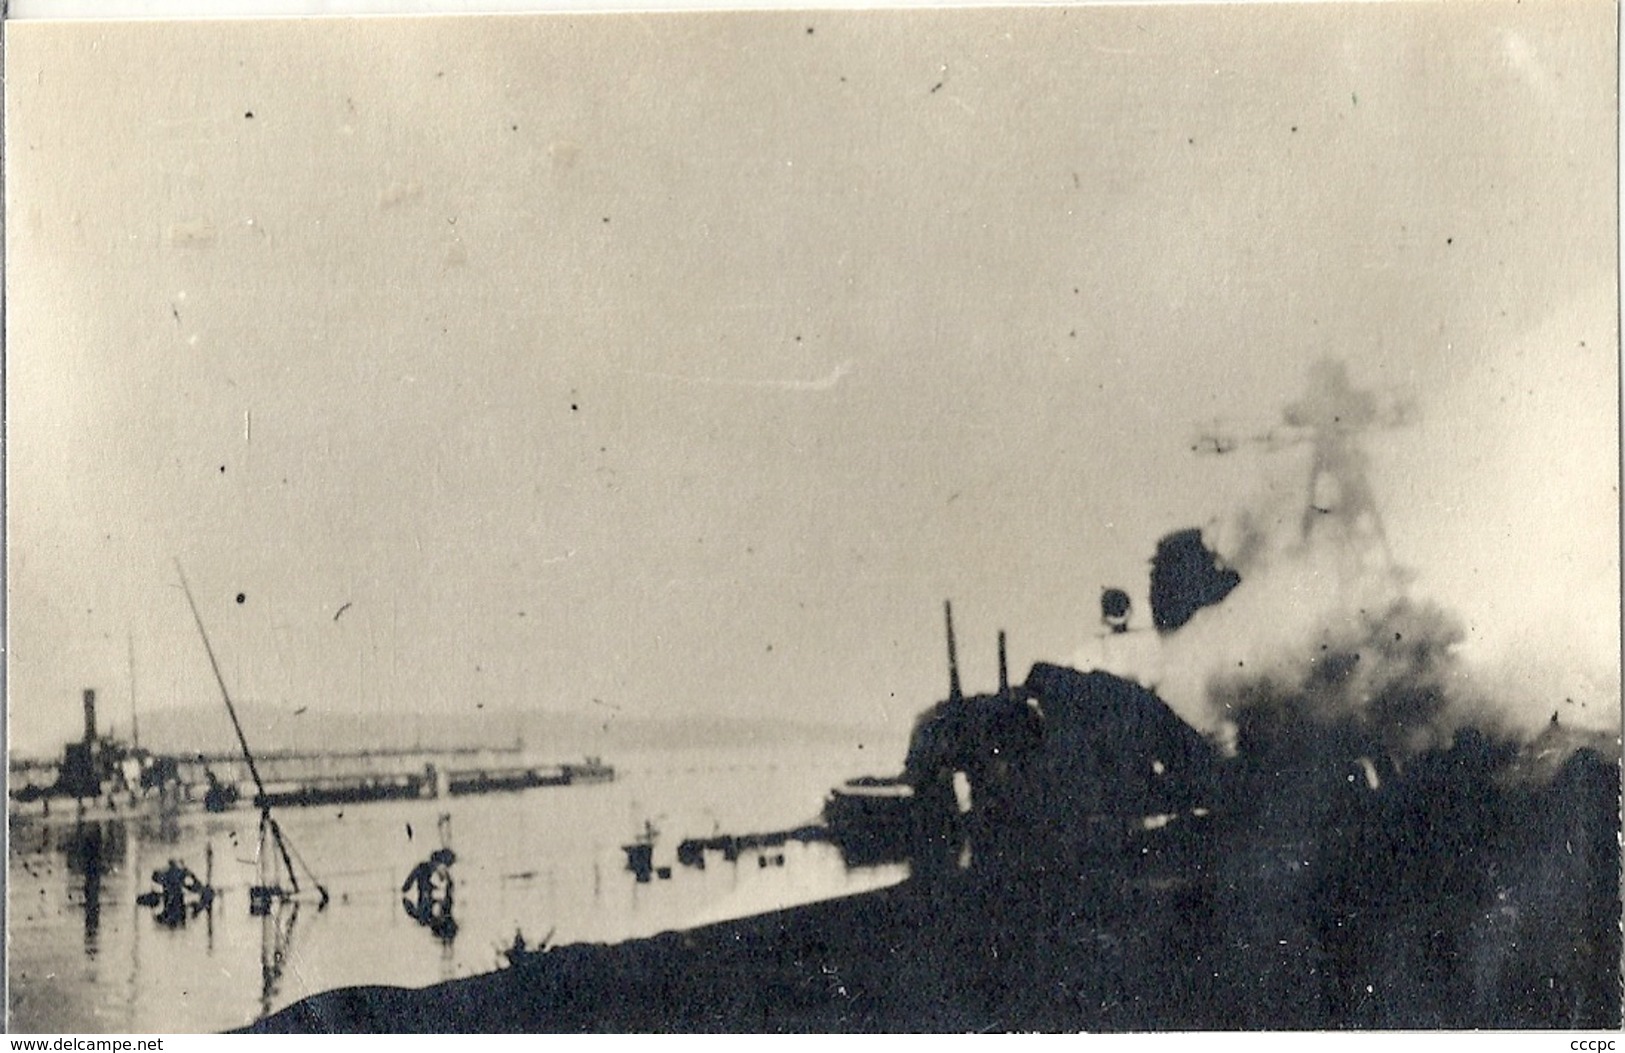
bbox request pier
[8,744,616,818]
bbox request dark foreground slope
[250,742,1619,1033]
[247,866,1220,1033]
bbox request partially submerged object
[177,562,330,915]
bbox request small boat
[203,771,240,813]
[622,819,659,883]
[822,776,921,866]
[562,756,615,784]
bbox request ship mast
[128,633,139,751]
[175,561,328,911]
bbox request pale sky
[6,2,1618,755]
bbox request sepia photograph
[4,0,1620,1034]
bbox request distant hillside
[121,702,905,761]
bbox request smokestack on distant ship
[56,688,103,799]
[998,631,1009,698]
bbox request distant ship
[8,689,180,821]
[9,687,616,821]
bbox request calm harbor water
[7,743,908,1033]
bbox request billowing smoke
[1151,501,1484,759]
[1383,287,1621,743]
[1204,593,1477,761]
[1111,341,1618,765]
[1064,331,1618,1029]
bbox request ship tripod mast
[1189,358,1415,575]
[175,561,329,912]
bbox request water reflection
[259,903,300,1021]
[10,747,906,1033]
[59,821,125,957]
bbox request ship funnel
[998,631,1009,697]
[944,600,963,703]
[82,689,98,745]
